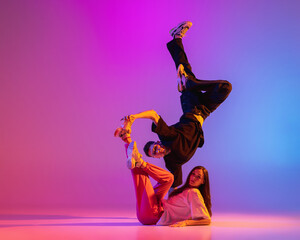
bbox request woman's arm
[169,218,211,227]
[170,189,211,227]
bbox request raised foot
[127,141,143,169]
[114,116,134,142]
[170,21,193,38]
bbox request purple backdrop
[0,0,299,213]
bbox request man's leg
[196,79,232,114]
[167,35,231,117]
[167,39,201,117]
[167,22,232,117]
[167,38,195,79]
[179,79,232,119]
[131,163,173,225]
[167,36,231,102]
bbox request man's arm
[116,110,160,144]
[128,110,160,125]
[128,110,179,141]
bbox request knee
[138,217,155,225]
[162,172,174,189]
[166,40,174,50]
[137,213,158,225]
[168,173,174,187]
[220,80,232,93]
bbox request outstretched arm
[115,110,160,143]
[126,110,160,125]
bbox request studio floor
[0,209,299,240]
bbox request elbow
[151,110,160,124]
[150,109,158,116]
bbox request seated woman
[125,141,212,227]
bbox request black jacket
[152,113,204,187]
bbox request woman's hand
[169,221,187,227]
[169,219,211,227]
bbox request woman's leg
[131,163,173,225]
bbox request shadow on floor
[0,214,136,220]
[0,222,142,228]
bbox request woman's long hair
[168,166,212,216]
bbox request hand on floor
[169,221,187,227]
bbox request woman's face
[189,169,204,188]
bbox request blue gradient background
[0,0,299,213]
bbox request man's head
[143,141,168,158]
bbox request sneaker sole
[127,157,135,169]
[170,21,192,37]
[126,141,136,169]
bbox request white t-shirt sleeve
[187,188,211,220]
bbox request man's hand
[121,115,135,130]
[115,110,160,143]
[121,115,136,123]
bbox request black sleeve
[165,162,182,188]
[151,116,178,139]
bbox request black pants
[167,38,232,119]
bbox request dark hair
[169,166,212,216]
[143,141,155,157]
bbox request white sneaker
[170,21,192,38]
[126,141,143,169]
[114,116,134,142]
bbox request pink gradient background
[1,0,299,213]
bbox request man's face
[148,141,167,158]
